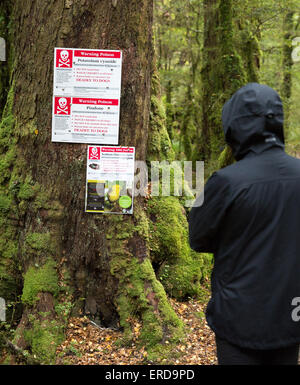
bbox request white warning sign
[85,146,135,214]
[52,96,120,144]
[52,48,122,144]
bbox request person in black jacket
[189,83,300,365]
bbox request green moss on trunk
[108,207,185,360]
[281,11,294,136]
[147,69,175,162]
[21,259,59,306]
[0,82,22,321]
[200,0,246,164]
[0,2,11,115]
[148,196,212,299]
[24,318,64,364]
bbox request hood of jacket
[222,83,285,160]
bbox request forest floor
[55,285,217,365]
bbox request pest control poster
[52,48,122,144]
[85,146,135,214]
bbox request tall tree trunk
[165,79,174,140]
[281,11,294,135]
[200,0,219,162]
[0,1,10,115]
[200,0,246,170]
[181,84,194,161]
[0,0,185,363]
[238,22,260,83]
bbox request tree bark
[0,0,186,363]
[281,11,294,135]
[200,0,246,168]
[0,1,11,116]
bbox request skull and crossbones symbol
[90,147,100,159]
[58,50,71,67]
[56,98,69,114]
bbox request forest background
[155,0,300,170]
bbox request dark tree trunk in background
[200,0,247,172]
[0,0,185,363]
[281,11,294,135]
[0,1,10,114]
[200,0,219,163]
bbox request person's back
[189,83,300,364]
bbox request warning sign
[52,47,122,144]
[52,97,120,144]
[53,48,122,97]
[85,146,135,214]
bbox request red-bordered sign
[74,50,121,59]
[101,147,134,153]
[72,98,119,106]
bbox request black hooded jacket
[189,83,300,349]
